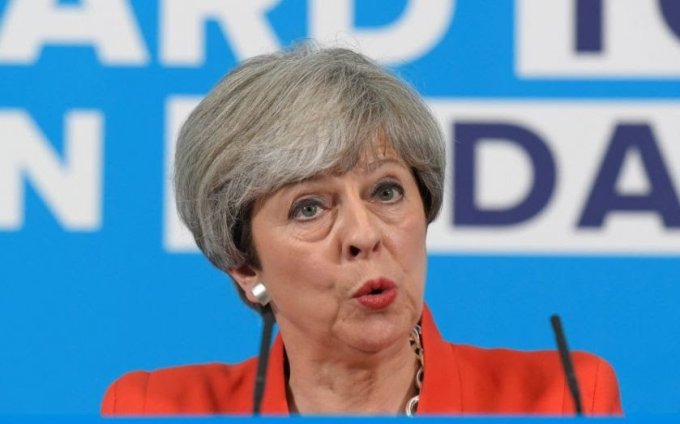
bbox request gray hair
[174,44,445,275]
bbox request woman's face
[235,147,428,354]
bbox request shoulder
[101,359,258,415]
[450,344,622,415]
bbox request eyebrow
[360,157,406,173]
[276,157,407,199]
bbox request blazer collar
[417,305,463,414]
[260,333,289,414]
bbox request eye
[290,198,324,221]
[373,181,404,203]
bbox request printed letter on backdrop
[164,97,200,252]
[161,0,281,66]
[309,0,455,65]
[0,110,103,230]
[517,0,680,76]
[0,0,147,64]
[453,122,555,226]
[579,123,680,228]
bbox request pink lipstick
[352,278,397,309]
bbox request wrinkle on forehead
[253,137,404,208]
[325,135,402,176]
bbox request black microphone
[253,305,276,415]
[550,314,583,416]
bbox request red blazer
[102,307,622,415]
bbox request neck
[281,333,418,414]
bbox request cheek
[393,214,428,286]
[256,234,336,301]
[257,234,303,277]
[395,201,428,254]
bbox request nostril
[349,246,360,257]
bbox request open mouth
[353,278,398,309]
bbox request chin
[341,309,415,353]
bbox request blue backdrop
[1,0,679,415]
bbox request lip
[352,278,398,310]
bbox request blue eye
[290,199,323,221]
[373,182,404,203]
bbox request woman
[102,45,622,415]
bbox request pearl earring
[250,282,271,306]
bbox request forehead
[249,131,414,211]
[329,130,403,167]
[257,141,407,202]
[313,137,408,183]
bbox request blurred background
[1,0,679,415]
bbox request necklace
[405,324,424,416]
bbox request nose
[339,195,382,260]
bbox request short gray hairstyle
[174,44,445,275]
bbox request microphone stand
[550,314,584,416]
[253,305,276,415]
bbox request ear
[228,263,262,304]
